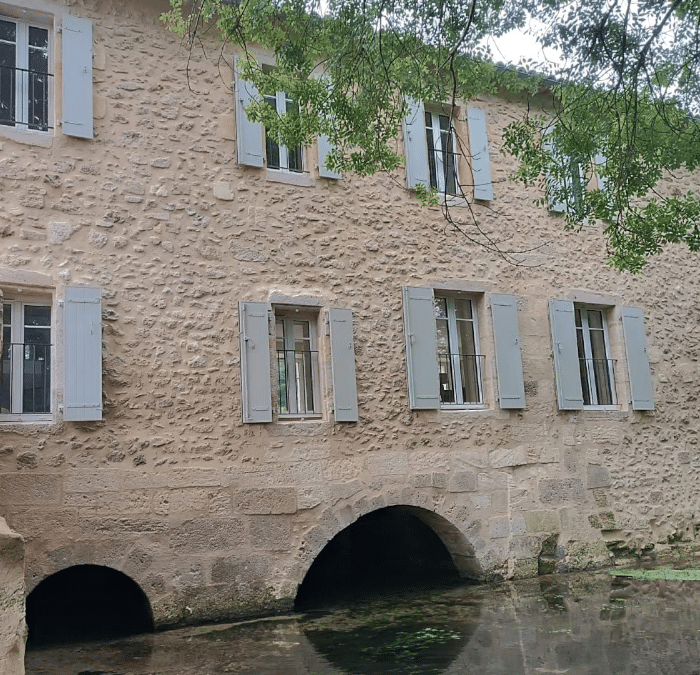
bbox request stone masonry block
[587,465,612,489]
[366,452,409,476]
[211,554,270,584]
[249,517,292,551]
[490,516,510,539]
[449,470,477,493]
[170,519,245,553]
[524,510,560,533]
[490,446,528,468]
[0,474,60,505]
[412,474,431,488]
[236,488,297,515]
[64,469,122,493]
[432,472,448,489]
[539,478,585,505]
[451,449,488,469]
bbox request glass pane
[587,309,604,330]
[456,318,477,357]
[438,352,455,404]
[24,305,50,327]
[436,317,450,354]
[426,113,438,190]
[22,342,50,413]
[589,327,608,361]
[28,27,48,50]
[3,303,11,326]
[433,297,447,320]
[28,28,49,131]
[24,327,50,345]
[294,350,315,413]
[0,326,10,413]
[574,308,582,328]
[444,130,457,196]
[266,133,281,169]
[460,354,481,404]
[0,33,16,127]
[0,20,16,44]
[293,321,310,341]
[288,144,303,172]
[454,298,473,321]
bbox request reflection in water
[25,569,700,675]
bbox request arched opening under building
[26,565,154,648]
[295,505,481,610]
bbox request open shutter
[542,129,566,213]
[239,302,272,423]
[318,133,342,179]
[491,294,525,409]
[467,107,494,201]
[403,98,429,189]
[402,287,439,409]
[621,306,654,410]
[234,65,264,167]
[329,308,358,421]
[64,286,101,421]
[62,16,93,139]
[549,299,584,410]
[594,153,608,193]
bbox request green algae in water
[609,567,700,581]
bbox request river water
[25,569,700,675]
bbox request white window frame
[575,305,616,408]
[1,297,53,422]
[425,108,458,196]
[264,90,304,173]
[435,295,484,409]
[0,14,52,135]
[275,309,321,418]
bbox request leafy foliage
[163,0,700,271]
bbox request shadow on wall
[26,564,154,648]
[295,505,480,610]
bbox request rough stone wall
[0,0,699,629]
[0,517,25,675]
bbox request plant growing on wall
[163,0,700,271]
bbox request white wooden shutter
[467,107,494,201]
[64,286,102,421]
[329,308,358,422]
[239,302,272,423]
[549,299,584,410]
[621,306,655,410]
[234,65,264,167]
[318,133,342,179]
[403,98,430,189]
[491,294,525,409]
[62,16,93,139]
[402,286,440,409]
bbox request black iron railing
[276,349,319,415]
[1,342,52,414]
[438,353,485,405]
[0,64,53,130]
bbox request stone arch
[26,563,154,647]
[288,494,484,603]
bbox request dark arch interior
[295,506,462,610]
[26,564,154,648]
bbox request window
[1,300,52,418]
[264,90,303,173]
[425,110,457,196]
[0,16,50,131]
[575,306,615,406]
[275,311,320,416]
[434,295,483,406]
[402,287,525,411]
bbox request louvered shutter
[491,294,525,409]
[549,299,584,410]
[329,308,358,421]
[62,16,93,139]
[621,306,654,410]
[402,287,439,409]
[239,302,272,423]
[64,286,102,421]
[403,98,430,189]
[467,107,494,201]
[234,65,264,167]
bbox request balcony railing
[579,358,616,406]
[437,353,485,405]
[0,64,53,130]
[276,349,319,415]
[1,342,52,414]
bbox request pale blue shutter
[64,286,102,421]
[543,129,566,212]
[467,107,494,201]
[490,294,525,409]
[621,306,654,410]
[594,153,608,193]
[318,133,342,179]
[234,66,264,167]
[549,299,584,410]
[329,308,358,422]
[403,98,429,189]
[62,16,93,139]
[402,287,439,409]
[239,302,272,423]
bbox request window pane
[28,26,48,50]
[22,342,50,413]
[589,327,607,361]
[28,27,49,131]
[288,144,303,172]
[454,298,473,321]
[24,305,50,327]
[587,309,603,330]
[456,318,477,356]
[293,320,310,342]
[0,20,16,44]
[425,112,438,190]
[0,325,10,413]
[0,22,16,128]
[3,303,11,326]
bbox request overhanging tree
[163,0,700,271]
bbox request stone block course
[170,519,246,553]
[236,488,297,515]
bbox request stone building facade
[0,0,699,635]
